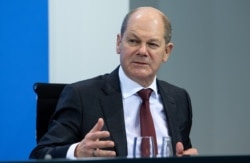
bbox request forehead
[125,10,165,40]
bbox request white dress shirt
[119,66,169,158]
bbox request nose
[138,44,148,55]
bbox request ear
[116,34,122,54]
[162,42,174,62]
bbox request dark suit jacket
[29,66,193,159]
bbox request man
[30,6,198,159]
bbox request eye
[148,42,159,49]
[128,39,139,45]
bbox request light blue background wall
[0,0,48,161]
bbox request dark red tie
[137,89,158,157]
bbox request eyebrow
[127,33,139,39]
[127,32,161,43]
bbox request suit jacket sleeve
[29,83,103,159]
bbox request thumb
[176,141,184,156]
[89,118,104,133]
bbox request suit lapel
[157,81,181,153]
[99,67,128,156]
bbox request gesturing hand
[175,142,198,157]
[75,118,116,158]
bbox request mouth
[133,61,148,65]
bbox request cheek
[120,46,136,57]
[156,50,168,62]
[119,50,128,61]
[151,52,167,66]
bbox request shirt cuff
[66,142,79,160]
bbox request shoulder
[61,68,119,96]
[156,79,192,103]
[67,66,120,93]
[65,73,110,92]
[157,79,188,94]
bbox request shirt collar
[118,66,158,99]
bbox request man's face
[116,11,173,85]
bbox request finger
[93,149,116,157]
[89,118,104,133]
[175,142,184,157]
[85,130,110,141]
[76,138,112,157]
[95,140,115,149]
[85,136,115,150]
[183,148,199,155]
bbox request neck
[134,78,154,87]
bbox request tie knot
[137,88,152,101]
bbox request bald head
[120,7,172,43]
